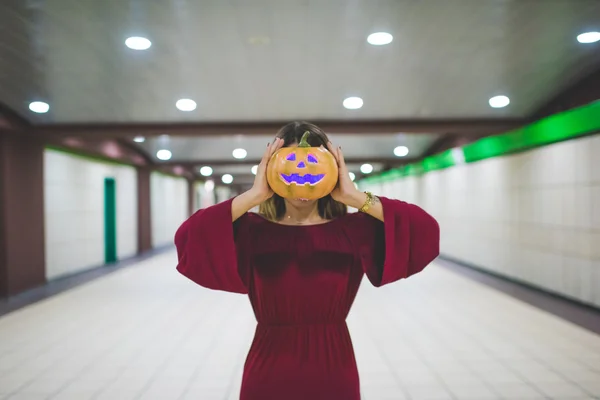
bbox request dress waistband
[257,320,346,328]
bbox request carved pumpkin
[267,131,338,200]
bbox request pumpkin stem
[298,131,311,148]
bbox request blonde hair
[258,121,348,221]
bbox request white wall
[193,181,216,211]
[360,133,600,308]
[151,172,188,248]
[215,186,233,203]
[44,150,138,280]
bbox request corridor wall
[193,181,216,211]
[150,172,188,248]
[215,186,234,203]
[360,133,600,308]
[44,149,138,280]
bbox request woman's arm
[346,196,440,287]
[326,142,439,286]
[174,139,283,293]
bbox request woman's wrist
[243,188,269,209]
[231,189,266,221]
[342,189,368,210]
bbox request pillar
[0,133,45,297]
[136,166,152,253]
[187,179,195,217]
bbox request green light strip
[360,100,600,184]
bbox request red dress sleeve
[174,198,250,294]
[347,196,440,287]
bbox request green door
[104,177,117,263]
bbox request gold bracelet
[358,191,375,213]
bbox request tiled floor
[0,251,599,400]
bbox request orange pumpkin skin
[267,133,338,200]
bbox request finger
[266,138,280,160]
[268,138,282,159]
[326,141,335,154]
[326,141,340,164]
[274,137,284,153]
[335,147,350,178]
[336,146,347,168]
[261,142,272,165]
[258,143,276,177]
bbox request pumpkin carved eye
[286,153,296,161]
[307,154,318,164]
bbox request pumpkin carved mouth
[280,173,325,185]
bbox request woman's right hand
[248,138,284,203]
[231,138,283,221]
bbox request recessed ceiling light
[176,99,197,111]
[29,101,49,113]
[367,32,393,46]
[349,172,356,181]
[232,148,247,159]
[251,165,258,175]
[360,163,373,174]
[489,95,510,108]
[125,36,152,50]
[577,31,600,44]
[222,174,233,184]
[343,97,363,110]
[247,36,271,45]
[204,180,215,192]
[393,146,409,157]
[156,149,172,160]
[200,166,213,176]
[133,136,145,143]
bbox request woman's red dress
[174,196,439,400]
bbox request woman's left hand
[326,142,366,209]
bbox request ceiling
[1,0,599,187]
[1,0,600,124]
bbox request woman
[175,121,440,400]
